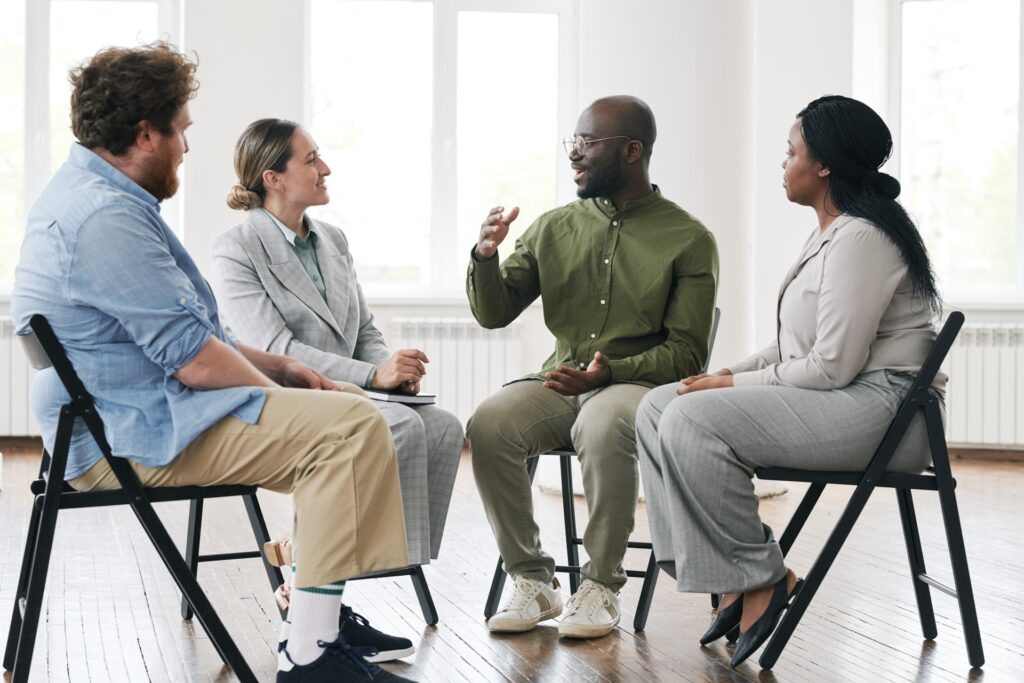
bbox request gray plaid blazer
[210,208,390,387]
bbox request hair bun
[873,172,901,200]
[226,184,262,210]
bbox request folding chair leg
[759,477,880,670]
[9,411,74,683]
[3,495,43,672]
[484,557,507,619]
[126,497,258,682]
[778,482,825,556]
[410,566,439,626]
[896,488,937,639]
[242,493,285,618]
[181,499,203,620]
[560,454,581,594]
[633,551,659,631]
[927,403,985,668]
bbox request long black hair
[798,95,942,315]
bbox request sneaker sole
[558,613,620,639]
[364,645,416,663]
[488,604,564,633]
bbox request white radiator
[390,317,524,424]
[944,323,1024,449]
[0,317,39,437]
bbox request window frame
[22,0,181,236]
[302,0,579,300]
[889,0,1024,309]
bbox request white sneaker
[558,579,620,639]
[488,575,564,633]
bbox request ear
[817,165,831,177]
[262,168,283,192]
[624,140,645,164]
[134,120,158,153]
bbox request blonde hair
[227,118,299,210]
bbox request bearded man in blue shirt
[11,42,415,683]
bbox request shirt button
[178,297,187,305]
[590,333,596,338]
[602,199,609,205]
[580,363,586,369]
[600,299,606,305]
[604,258,610,264]
[612,220,619,227]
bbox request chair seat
[756,467,949,491]
[29,479,260,508]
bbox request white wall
[183,1,306,279]
[578,0,754,367]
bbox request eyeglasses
[562,135,633,157]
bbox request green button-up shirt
[269,211,328,301]
[467,187,719,387]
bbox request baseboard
[951,447,1024,463]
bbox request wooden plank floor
[1,442,1022,682]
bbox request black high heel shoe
[700,595,743,645]
[729,576,804,668]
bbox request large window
[896,0,1023,304]
[308,0,577,297]
[0,0,176,292]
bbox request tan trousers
[68,386,409,588]
[467,379,650,590]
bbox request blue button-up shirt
[11,144,265,479]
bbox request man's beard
[138,147,180,201]
[576,158,625,199]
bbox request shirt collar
[267,210,316,246]
[593,185,663,217]
[67,143,159,208]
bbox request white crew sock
[282,583,345,667]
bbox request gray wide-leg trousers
[636,370,934,594]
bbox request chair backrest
[23,313,124,481]
[704,307,722,374]
[862,311,964,475]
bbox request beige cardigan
[729,215,943,393]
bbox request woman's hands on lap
[676,368,733,395]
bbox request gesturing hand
[372,349,429,390]
[676,368,733,395]
[475,205,519,260]
[543,351,612,396]
[281,361,341,391]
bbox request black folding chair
[484,307,721,632]
[3,314,283,683]
[751,311,984,669]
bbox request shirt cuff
[731,369,770,387]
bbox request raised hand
[543,351,612,396]
[475,205,520,260]
[372,349,429,390]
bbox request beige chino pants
[68,386,409,588]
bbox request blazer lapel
[307,216,353,331]
[250,208,343,337]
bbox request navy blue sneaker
[277,636,415,682]
[340,606,415,663]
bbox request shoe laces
[341,605,377,633]
[317,636,382,677]
[564,581,612,618]
[502,575,545,612]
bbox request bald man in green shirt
[466,96,719,639]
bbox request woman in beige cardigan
[636,95,944,667]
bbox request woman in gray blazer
[210,119,463,622]
[636,96,945,666]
